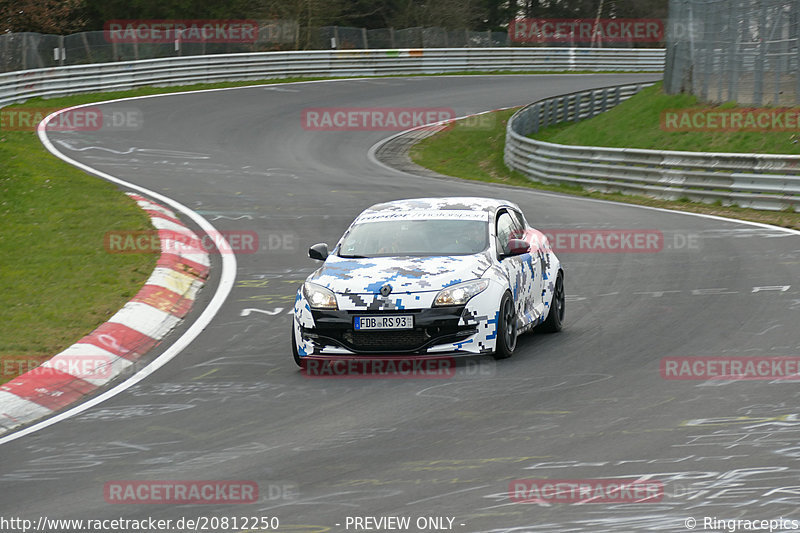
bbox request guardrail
[0,47,665,109]
[505,84,800,211]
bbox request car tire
[493,291,517,360]
[540,271,565,333]
[291,323,304,367]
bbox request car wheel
[540,271,565,333]
[493,292,517,360]
[291,323,304,367]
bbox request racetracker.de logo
[301,107,456,131]
[534,229,664,253]
[1,106,143,132]
[104,20,258,43]
[660,357,800,381]
[509,18,664,43]
[104,481,258,504]
[104,230,258,254]
[2,355,113,380]
[510,479,664,503]
[661,108,800,132]
[301,358,456,379]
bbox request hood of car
[310,253,493,295]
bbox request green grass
[411,108,800,229]
[0,126,157,384]
[534,82,800,154]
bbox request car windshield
[338,219,488,257]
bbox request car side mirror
[505,238,531,257]
[308,243,329,261]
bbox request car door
[517,210,546,323]
[496,209,542,328]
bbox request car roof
[362,197,520,215]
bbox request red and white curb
[0,193,209,435]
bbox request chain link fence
[0,22,516,73]
[664,0,800,105]
[0,18,665,73]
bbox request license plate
[354,315,414,330]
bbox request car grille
[343,330,430,351]
[305,307,472,353]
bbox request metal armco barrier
[505,83,800,211]
[0,47,664,108]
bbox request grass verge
[533,82,800,154]
[0,128,156,385]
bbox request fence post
[1,34,7,71]
[726,0,738,103]
[81,32,93,63]
[754,1,767,105]
[390,27,395,48]
[362,27,368,49]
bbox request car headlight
[434,279,490,306]
[303,282,338,310]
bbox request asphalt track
[2,74,800,532]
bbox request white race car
[292,197,564,365]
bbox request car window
[509,209,526,232]
[338,219,488,257]
[496,210,523,256]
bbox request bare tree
[1,0,87,34]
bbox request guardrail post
[598,88,607,114]
[572,94,580,122]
